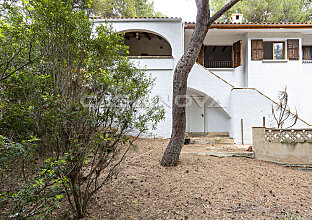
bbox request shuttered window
[251,40,263,60]
[287,39,299,60]
[303,46,312,60]
[233,40,242,68]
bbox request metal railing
[303,59,312,64]
[204,60,233,68]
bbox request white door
[190,97,205,133]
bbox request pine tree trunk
[160,0,242,167]
[160,0,210,167]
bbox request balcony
[204,60,233,68]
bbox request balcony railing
[303,59,312,64]
[204,60,233,68]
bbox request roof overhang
[185,22,312,30]
[91,17,182,23]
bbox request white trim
[92,18,182,23]
[208,68,235,71]
[262,59,288,63]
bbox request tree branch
[208,0,241,25]
[0,56,38,82]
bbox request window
[287,39,299,60]
[252,39,300,61]
[263,42,285,60]
[303,46,312,60]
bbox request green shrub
[0,0,164,218]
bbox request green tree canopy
[91,0,164,17]
[210,0,312,23]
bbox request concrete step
[197,151,254,158]
[190,137,234,145]
[207,132,229,138]
[188,132,230,138]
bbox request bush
[0,0,164,218]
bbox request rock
[246,146,253,152]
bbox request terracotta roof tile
[184,21,312,29]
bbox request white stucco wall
[95,18,184,68]
[299,34,312,125]
[247,32,312,125]
[93,18,184,138]
[129,58,174,70]
[206,107,230,132]
[231,88,310,145]
[188,63,233,115]
[144,69,173,138]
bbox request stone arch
[119,29,172,57]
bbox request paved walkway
[181,143,254,158]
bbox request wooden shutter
[197,45,205,66]
[251,40,263,60]
[287,39,299,60]
[233,40,242,68]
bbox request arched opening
[186,88,230,135]
[123,31,172,57]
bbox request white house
[93,16,312,144]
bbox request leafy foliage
[210,0,312,22]
[91,0,164,17]
[9,157,68,219]
[0,0,164,218]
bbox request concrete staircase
[189,132,235,145]
[183,133,253,159]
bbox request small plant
[184,133,190,145]
[284,211,305,220]
[272,86,298,129]
[185,133,190,139]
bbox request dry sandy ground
[85,138,312,219]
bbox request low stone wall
[252,127,312,165]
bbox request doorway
[186,96,205,134]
